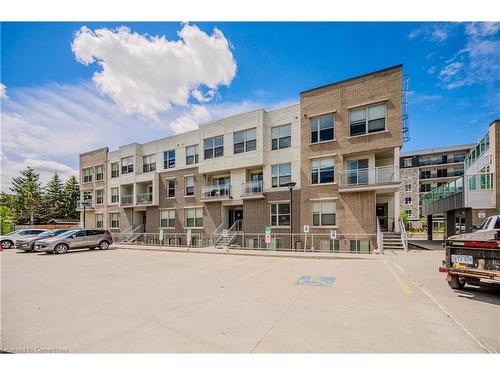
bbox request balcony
[120,194,134,207]
[201,183,231,201]
[76,199,94,210]
[136,192,153,205]
[339,165,399,192]
[241,181,264,199]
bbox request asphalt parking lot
[1,247,499,353]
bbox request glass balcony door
[347,159,369,186]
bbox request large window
[271,163,292,188]
[143,155,156,172]
[95,213,103,228]
[185,176,194,196]
[160,210,175,228]
[166,179,175,198]
[186,145,199,165]
[311,114,334,143]
[349,103,386,136]
[121,156,134,174]
[403,158,412,167]
[95,165,104,181]
[82,168,93,183]
[163,150,175,169]
[110,212,120,228]
[83,191,92,202]
[111,162,119,178]
[186,208,203,228]
[311,158,334,184]
[234,128,257,154]
[204,136,224,159]
[95,189,104,204]
[271,124,291,150]
[312,201,336,226]
[270,203,290,226]
[111,187,119,203]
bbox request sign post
[265,233,272,255]
[186,227,192,251]
[303,225,310,252]
[159,228,164,248]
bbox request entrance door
[376,203,388,231]
[228,208,243,230]
[141,213,147,232]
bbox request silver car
[35,229,113,254]
[16,229,70,252]
[0,229,47,249]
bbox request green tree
[41,172,65,220]
[10,167,42,224]
[62,175,80,219]
[0,194,16,234]
[400,209,410,230]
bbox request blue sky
[1,22,499,189]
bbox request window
[420,170,431,179]
[311,158,334,184]
[204,136,224,159]
[405,197,412,204]
[83,191,92,202]
[404,170,412,179]
[186,208,203,228]
[420,184,431,193]
[95,165,104,181]
[83,168,93,183]
[405,184,411,192]
[121,156,134,174]
[271,163,291,188]
[403,158,412,167]
[186,145,199,165]
[270,203,290,226]
[110,212,120,228]
[271,124,291,150]
[95,213,103,228]
[406,209,412,218]
[111,187,119,203]
[185,176,194,196]
[312,201,336,226]
[349,103,386,136]
[347,159,369,185]
[143,155,156,172]
[160,210,175,228]
[95,189,104,204]
[111,162,119,178]
[350,239,371,254]
[163,150,175,169]
[167,179,175,198]
[311,114,334,143]
[234,128,257,154]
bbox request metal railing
[201,183,231,199]
[136,193,153,205]
[121,194,134,206]
[241,181,263,196]
[76,199,93,209]
[376,217,383,253]
[339,165,397,188]
[422,176,464,205]
[398,218,408,252]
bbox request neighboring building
[399,144,474,229]
[78,65,405,251]
[421,120,500,238]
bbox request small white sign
[303,225,310,233]
[330,230,337,240]
[159,229,164,241]
[478,211,486,219]
[222,229,229,238]
[265,233,272,244]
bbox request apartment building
[421,120,500,238]
[78,65,405,251]
[399,144,473,229]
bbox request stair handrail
[227,219,242,234]
[399,218,408,252]
[213,222,224,246]
[376,217,383,254]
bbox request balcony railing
[136,193,153,205]
[76,199,94,210]
[422,177,463,206]
[339,166,398,188]
[121,194,134,206]
[241,181,264,197]
[201,183,231,200]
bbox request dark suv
[35,229,113,254]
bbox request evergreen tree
[0,193,16,234]
[62,175,80,219]
[42,173,65,220]
[10,167,42,224]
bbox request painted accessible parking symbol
[296,275,336,287]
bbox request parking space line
[383,260,412,295]
[239,259,287,281]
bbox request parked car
[35,229,113,254]
[16,229,71,252]
[0,229,47,249]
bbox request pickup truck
[440,215,500,289]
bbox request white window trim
[311,157,335,185]
[310,112,335,144]
[160,209,176,229]
[312,200,337,227]
[269,202,291,227]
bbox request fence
[112,232,377,254]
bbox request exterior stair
[382,232,404,251]
[213,220,242,248]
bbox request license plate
[451,254,473,265]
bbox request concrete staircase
[382,232,404,251]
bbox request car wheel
[99,240,110,250]
[1,240,13,249]
[55,244,69,254]
[448,274,466,289]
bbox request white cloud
[465,22,500,37]
[0,83,7,98]
[71,24,237,119]
[408,24,453,42]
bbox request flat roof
[401,144,475,157]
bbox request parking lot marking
[239,259,286,281]
[383,260,412,295]
[295,275,336,287]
